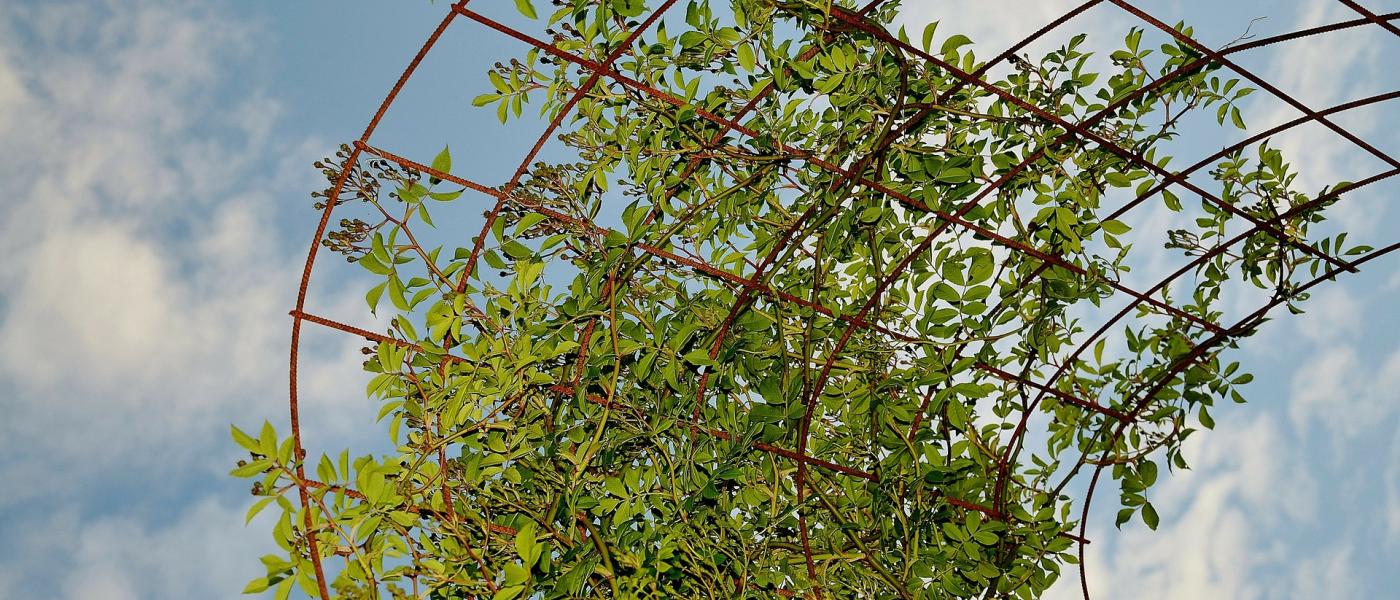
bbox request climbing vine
[234,1,1372,598]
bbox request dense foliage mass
[234,0,1369,598]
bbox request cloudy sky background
[0,0,1396,598]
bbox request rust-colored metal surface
[287,1,1399,598]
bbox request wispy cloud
[1289,344,1400,444]
[1248,1,1387,238]
[1387,431,1400,547]
[892,0,1134,64]
[0,0,370,596]
[0,0,273,503]
[1039,2,1399,597]
[1046,413,1326,600]
[1,496,277,600]
[0,1,1393,598]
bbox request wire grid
[286,1,1400,597]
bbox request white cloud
[1048,282,1399,599]
[1287,544,1362,600]
[0,1,1390,598]
[1289,344,1400,443]
[884,5,1398,597]
[1285,280,1400,447]
[1046,414,1321,599]
[1049,289,1399,598]
[0,0,383,491]
[1294,286,1362,345]
[893,1,1133,65]
[1250,1,1387,238]
[0,0,378,596]
[0,495,276,600]
[1387,431,1400,547]
[0,0,267,504]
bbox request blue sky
[0,0,1396,598]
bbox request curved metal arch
[784,5,1400,591]
[452,0,680,291]
[286,1,1400,597]
[776,2,1400,492]
[1110,0,1400,172]
[1073,238,1400,599]
[996,94,1400,506]
[288,3,469,595]
[485,0,1399,582]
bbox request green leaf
[365,280,388,314]
[921,22,939,52]
[356,253,391,276]
[502,240,533,260]
[258,421,277,457]
[1162,189,1183,211]
[1101,219,1131,235]
[941,522,967,542]
[246,497,275,524]
[514,213,550,236]
[230,459,271,478]
[682,349,716,367]
[940,34,973,55]
[749,404,785,424]
[296,569,319,597]
[231,425,260,453]
[429,189,463,202]
[612,0,645,18]
[388,275,410,311]
[1142,502,1160,530]
[1115,508,1134,529]
[431,145,452,174]
[483,249,507,270]
[503,563,530,585]
[737,43,756,73]
[242,577,272,594]
[514,0,537,20]
[274,577,293,600]
[947,400,969,431]
[967,251,994,284]
[515,521,540,565]
[494,585,526,600]
[489,70,510,94]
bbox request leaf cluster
[236,2,1367,598]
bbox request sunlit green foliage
[235,1,1367,598]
